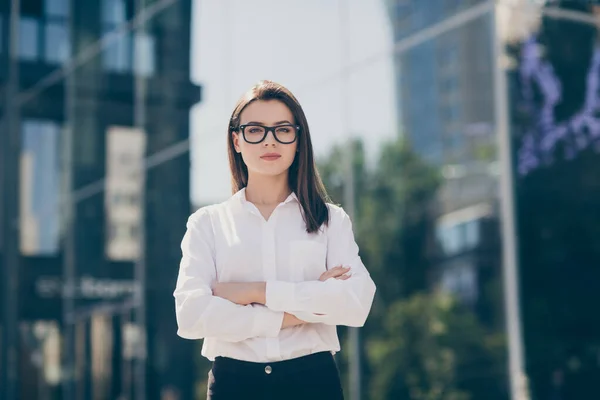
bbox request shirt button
[265,365,272,374]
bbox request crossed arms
[173,208,376,343]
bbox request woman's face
[233,100,299,180]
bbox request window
[437,225,462,255]
[20,119,62,256]
[102,0,156,76]
[45,0,68,17]
[440,264,478,305]
[442,76,459,93]
[464,220,480,248]
[18,0,70,63]
[443,105,461,123]
[440,46,459,68]
[45,0,70,64]
[437,218,482,256]
[19,17,39,60]
[134,32,155,77]
[45,23,69,63]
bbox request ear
[232,131,242,153]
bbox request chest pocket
[289,240,327,282]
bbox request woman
[173,80,376,400]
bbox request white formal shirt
[173,188,376,362]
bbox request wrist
[282,312,305,329]
[251,282,266,305]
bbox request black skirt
[207,351,344,400]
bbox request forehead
[240,100,294,124]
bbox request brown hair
[227,80,330,233]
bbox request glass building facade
[0,0,200,399]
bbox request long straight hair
[227,80,330,233]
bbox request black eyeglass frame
[236,124,301,144]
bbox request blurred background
[1,0,599,399]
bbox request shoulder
[188,205,215,224]
[188,197,234,227]
[325,203,352,228]
[326,202,345,218]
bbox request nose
[262,129,277,146]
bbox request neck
[245,173,291,205]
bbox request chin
[256,168,290,177]
[250,160,294,176]
[248,164,292,178]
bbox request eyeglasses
[237,124,300,144]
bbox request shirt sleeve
[173,208,284,342]
[264,205,376,327]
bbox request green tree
[318,136,506,400]
[368,293,466,400]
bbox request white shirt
[173,188,376,362]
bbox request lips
[260,153,281,161]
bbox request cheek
[239,143,259,162]
[283,144,298,162]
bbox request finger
[330,267,351,276]
[319,266,351,281]
[321,266,344,277]
[335,274,350,280]
[320,272,337,281]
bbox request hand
[212,282,265,305]
[282,312,306,329]
[319,265,351,282]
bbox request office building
[0,0,201,398]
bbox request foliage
[318,136,506,400]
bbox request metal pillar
[1,1,21,399]
[134,1,149,398]
[492,3,530,399]
[338,1,362,399]
[61,1,77,398]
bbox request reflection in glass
[103,30,132,72]
[101,0,156,75]
[19,17,39,61]
[134,32,156,77]
[20,120,61,255]
[102,0,131,72]
[3,0,200,397]
[102,0,127,24]
[45,22,69,64]
[45,0,69,18]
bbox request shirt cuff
[265,281,297,312]
[252,305,284,338]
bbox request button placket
[262,212,281,360]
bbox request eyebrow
[244,120,293,125]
